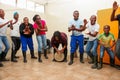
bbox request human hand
[113,1,118,11]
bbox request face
[104,25,110,34]
[36,16,41,23]
[73,11,79,20]
[23,17,29,25]
[55,36,59,41]
[90,15,96,25]
[0,9,5,18]
[14,14,19,20]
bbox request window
[27,0,35,11]
[17,0,27,9]
[35,4,45,13]
[0,0,16,6]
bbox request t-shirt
[69,18,84,36]
[86,22,100,41]
[0,18,9,36]
[33,20,46,35]
[117,14,120,39]
[98,33,115,47]
[10,19,21,37]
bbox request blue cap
[13,12,18,16]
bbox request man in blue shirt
[68,10,87,65]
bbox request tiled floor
[0,53,120,80]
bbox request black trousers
[11,36,21,55]
[53,43,67,61]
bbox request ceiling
[30,0,57,5]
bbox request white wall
[0,0,120,56]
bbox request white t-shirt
[0,18,9,36]
[69,18,84,36]
[10,19,20,37]
[86,22,100,41]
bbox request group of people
[0,10,49,67]
[0,1,120,70]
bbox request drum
[116,39,120,60]
[54,52,64,62]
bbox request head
[103,25,110,34]
[33,14,41,23]
[73,10,79,20]
[13,12,19,20]
[90,15,96,25]
[0,9,5,19]
[53,31,61,41]
[23,17,29,25]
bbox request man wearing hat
[51,31,68,62]
[10,12,21,62]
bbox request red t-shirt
[33,20,46,35]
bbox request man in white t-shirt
[10,12,21,62]
[85,15,100,69]
[0,9,12,67]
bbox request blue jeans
[36,35,47,52]
[70,35,84,54]
[86,39,98,56]
[100,46,114,59]
[0,36,10,54]
[115,39,120,59]
[20,35,34,52]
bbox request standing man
[0,9,12,67]
[10,12,21,62]
[51,31,68,62]
[33,14,48,62]
[111,1,120,69]
[97,25,116,69]
[19,17,37,63]
[68,10,87,65]
[85,15,100,69]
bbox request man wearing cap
[0,9,13,67]
[10,12,21,62]
[51,31,68,62]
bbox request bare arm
[0,21,10,28]
[111,1,118,21]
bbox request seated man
[51,31,68,62]
[97,25,116,69]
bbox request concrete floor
[0,53,120,80]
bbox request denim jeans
[100,46,114,59]
[115,39,120,59]
[86,39,98,56]
[0,36,10,54]
[36,35,47,52]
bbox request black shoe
[52,59,57,62]
[44,56,48,59]
[14,56,19,58]
[0,62,3,67]
[11,59,18,62]
[68,61,73,65]
[23,59,27,63]
[88,60,94,64]
[91,64,98,69]
[1,58,9,61]
[31,56,37,59]
[38,59,42,62]
[80,60,84,63]
[63,59,67,62]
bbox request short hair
[104,25,110,29]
